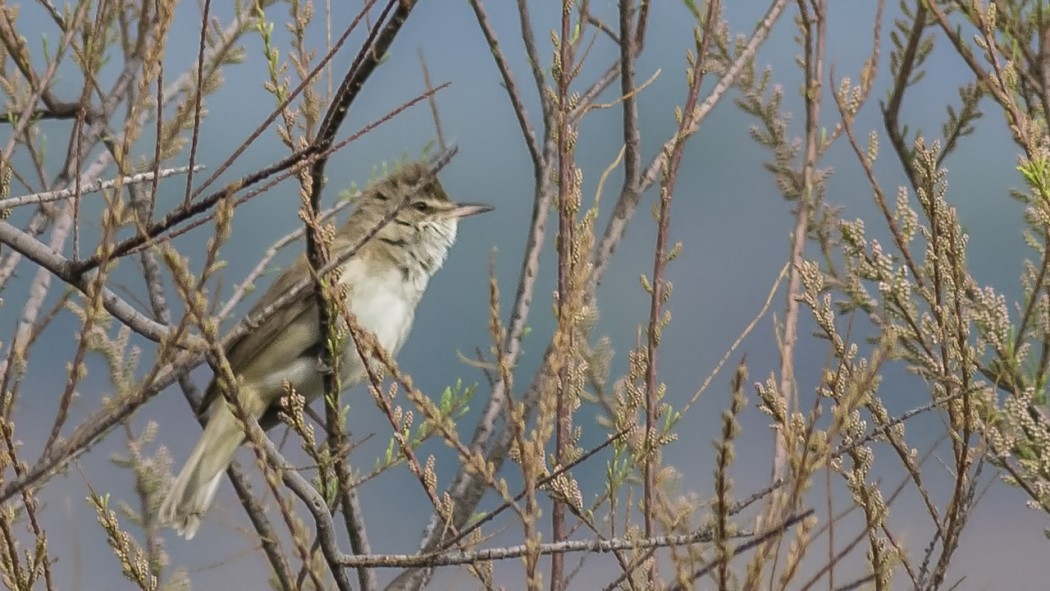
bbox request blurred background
[1,1,1043,589]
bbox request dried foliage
[1,1,1050,590]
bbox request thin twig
[468,0,542,165]
[339,525,763,569]
[664,510,816,591]
[0,166,203,210]
[591,0,791,288]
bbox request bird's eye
[413,201,430,212]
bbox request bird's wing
[201,254,321,413]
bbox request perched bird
[159,162,492,539]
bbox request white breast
[340,258,422,360]
[333,219,457,379]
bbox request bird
[159,161,492,539]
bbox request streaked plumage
[159,162,491,539]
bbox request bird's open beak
[448,203,494,218]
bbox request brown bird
[159,162,492,539]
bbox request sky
[1,1,1046,589]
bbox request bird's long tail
[159,405,245,539]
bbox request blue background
[0,1,1042,589]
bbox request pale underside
[160,215,459,538]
